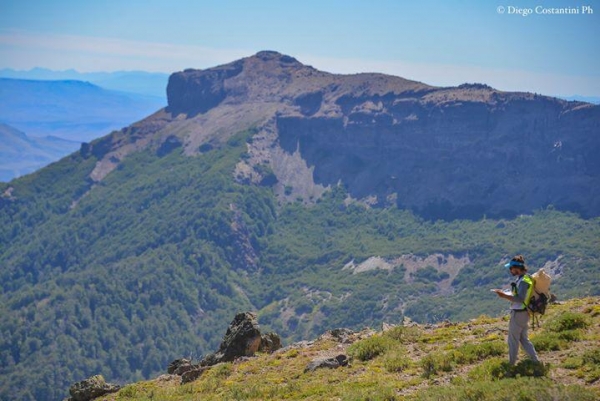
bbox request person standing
[492,255,540,365]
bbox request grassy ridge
[96,297,600,400]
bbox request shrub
[532,332,566,351]
[580,347,600,383]
[468,357,547,381]
[582,347,600,365]
[383,349,412,372]
[117,385,138,398]
[285,349,299,358]
[383,326,421,343]
[562,357,584,369]
[545,312,590,332]
[348,335,396,361]
[558,329,584,342]
[420,354,437,379]
[510,359,549,378]
[211,362,233,378]
[468,357,510,381]
[454,341,506,364]
[420,353,454,378]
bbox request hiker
[492,255,540,365]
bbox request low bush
[509,359,549,378]
[383,349,412,372]
[562,357,584,369]
[532,332,566,351]
[420,353,454,378]
[420,354,438,378]
[582,347,600,365]
[545,312,590,332]
[419,341,507,378]
[117,385,138,398]
[211,362,233,378]
[453,341,506,364]
[348,335,396,361]
[557,329,584,342]
[468,357,509,381]
[469,357,547,381]
[580,347,600,383]
[383,325,421,343]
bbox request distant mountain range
[0,68,168,99]
[0,78,166,181]
[559,95,600,104]
[0,78,165,142]
[2,67,597,105]
[0,123,80,182]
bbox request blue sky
[1,0,598,96]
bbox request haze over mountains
[0,78,165,181]
[0,123,80,182]
[0,52,598,400]
[0,68,168,99]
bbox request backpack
[527,269,552,328]
[528,291,549,315]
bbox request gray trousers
[508,310,539,365]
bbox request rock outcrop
[200,312,264,366]
[181,367,209,384]
[259,331,283,353]
[166,358,207,384]
[304,354,349,373]
[166,60,244,116]
[167,312,281,384]
[67,375,120,401]
[323,328,356,344]
[167,358,195,376]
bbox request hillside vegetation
[96,297,600,400]
[0,131,598,400]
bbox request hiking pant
[508,310,539,365]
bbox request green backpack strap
[522,274,535,310]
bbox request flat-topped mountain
[88,51,599,220]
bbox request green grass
[411,377,597,401]
[94,297,600,401]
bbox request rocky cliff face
[274,90,600,219]
[89,51,600,219]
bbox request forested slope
[1,131,598,400]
